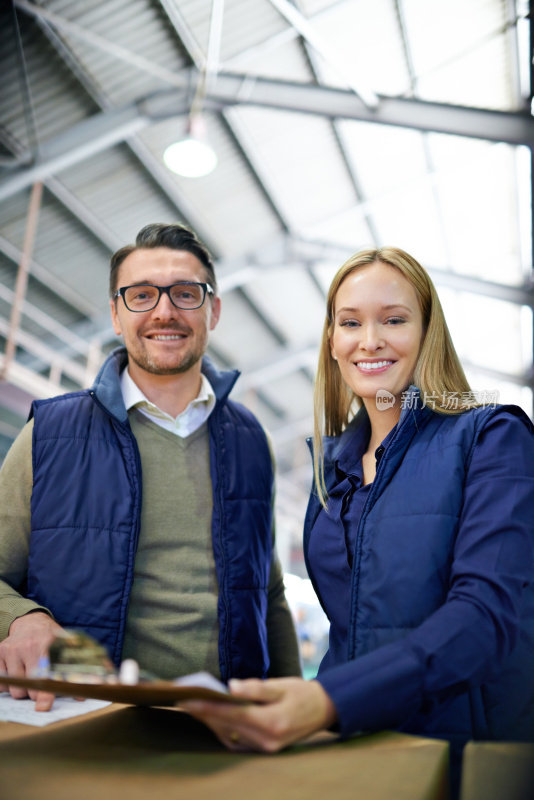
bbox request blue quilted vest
[27,348,273,680]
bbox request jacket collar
[92,346,240,423]
[320,386,432,489]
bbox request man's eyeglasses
[115,282,214,312]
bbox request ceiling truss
[0,0,532,494]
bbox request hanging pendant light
[163,1,224,178]
[163,114,218,178]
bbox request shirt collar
[120,367,216,421]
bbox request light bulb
[163,120,218,178]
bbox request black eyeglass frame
[115,281,214,312]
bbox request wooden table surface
[0,703,449,800]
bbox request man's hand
[0,611,64,710]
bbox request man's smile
[143,326,190,341]
[149,333,187,340]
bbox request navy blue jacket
[27,348,273,680]
[305,391,534,747]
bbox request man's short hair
[109,223,217,298]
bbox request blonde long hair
[313,246,472,505]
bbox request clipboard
[0,673,244,707]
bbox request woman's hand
[180,677,338,752]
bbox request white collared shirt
[120,368,216,438]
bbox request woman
[181,247,534,772]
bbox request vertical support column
[0,181,43,381]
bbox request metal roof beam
[3,75,533,202]
[266,0,379,108]
[218,241,534,308]
[45,176,123,253]
[427,267,534,307]
[198,72,534,147]
[0,106,150,202]
[142,70,534,146]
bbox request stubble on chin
[130,351,202,376]
[128,338,205,376]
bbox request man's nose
[152,289,179,317]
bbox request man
[0,223,300,710]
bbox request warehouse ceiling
[0,0,533,549]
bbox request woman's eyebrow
[336,303,413,314]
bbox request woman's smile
[355,359,395,373]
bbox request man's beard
[129,347,203,376]
[128,326,206,376]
